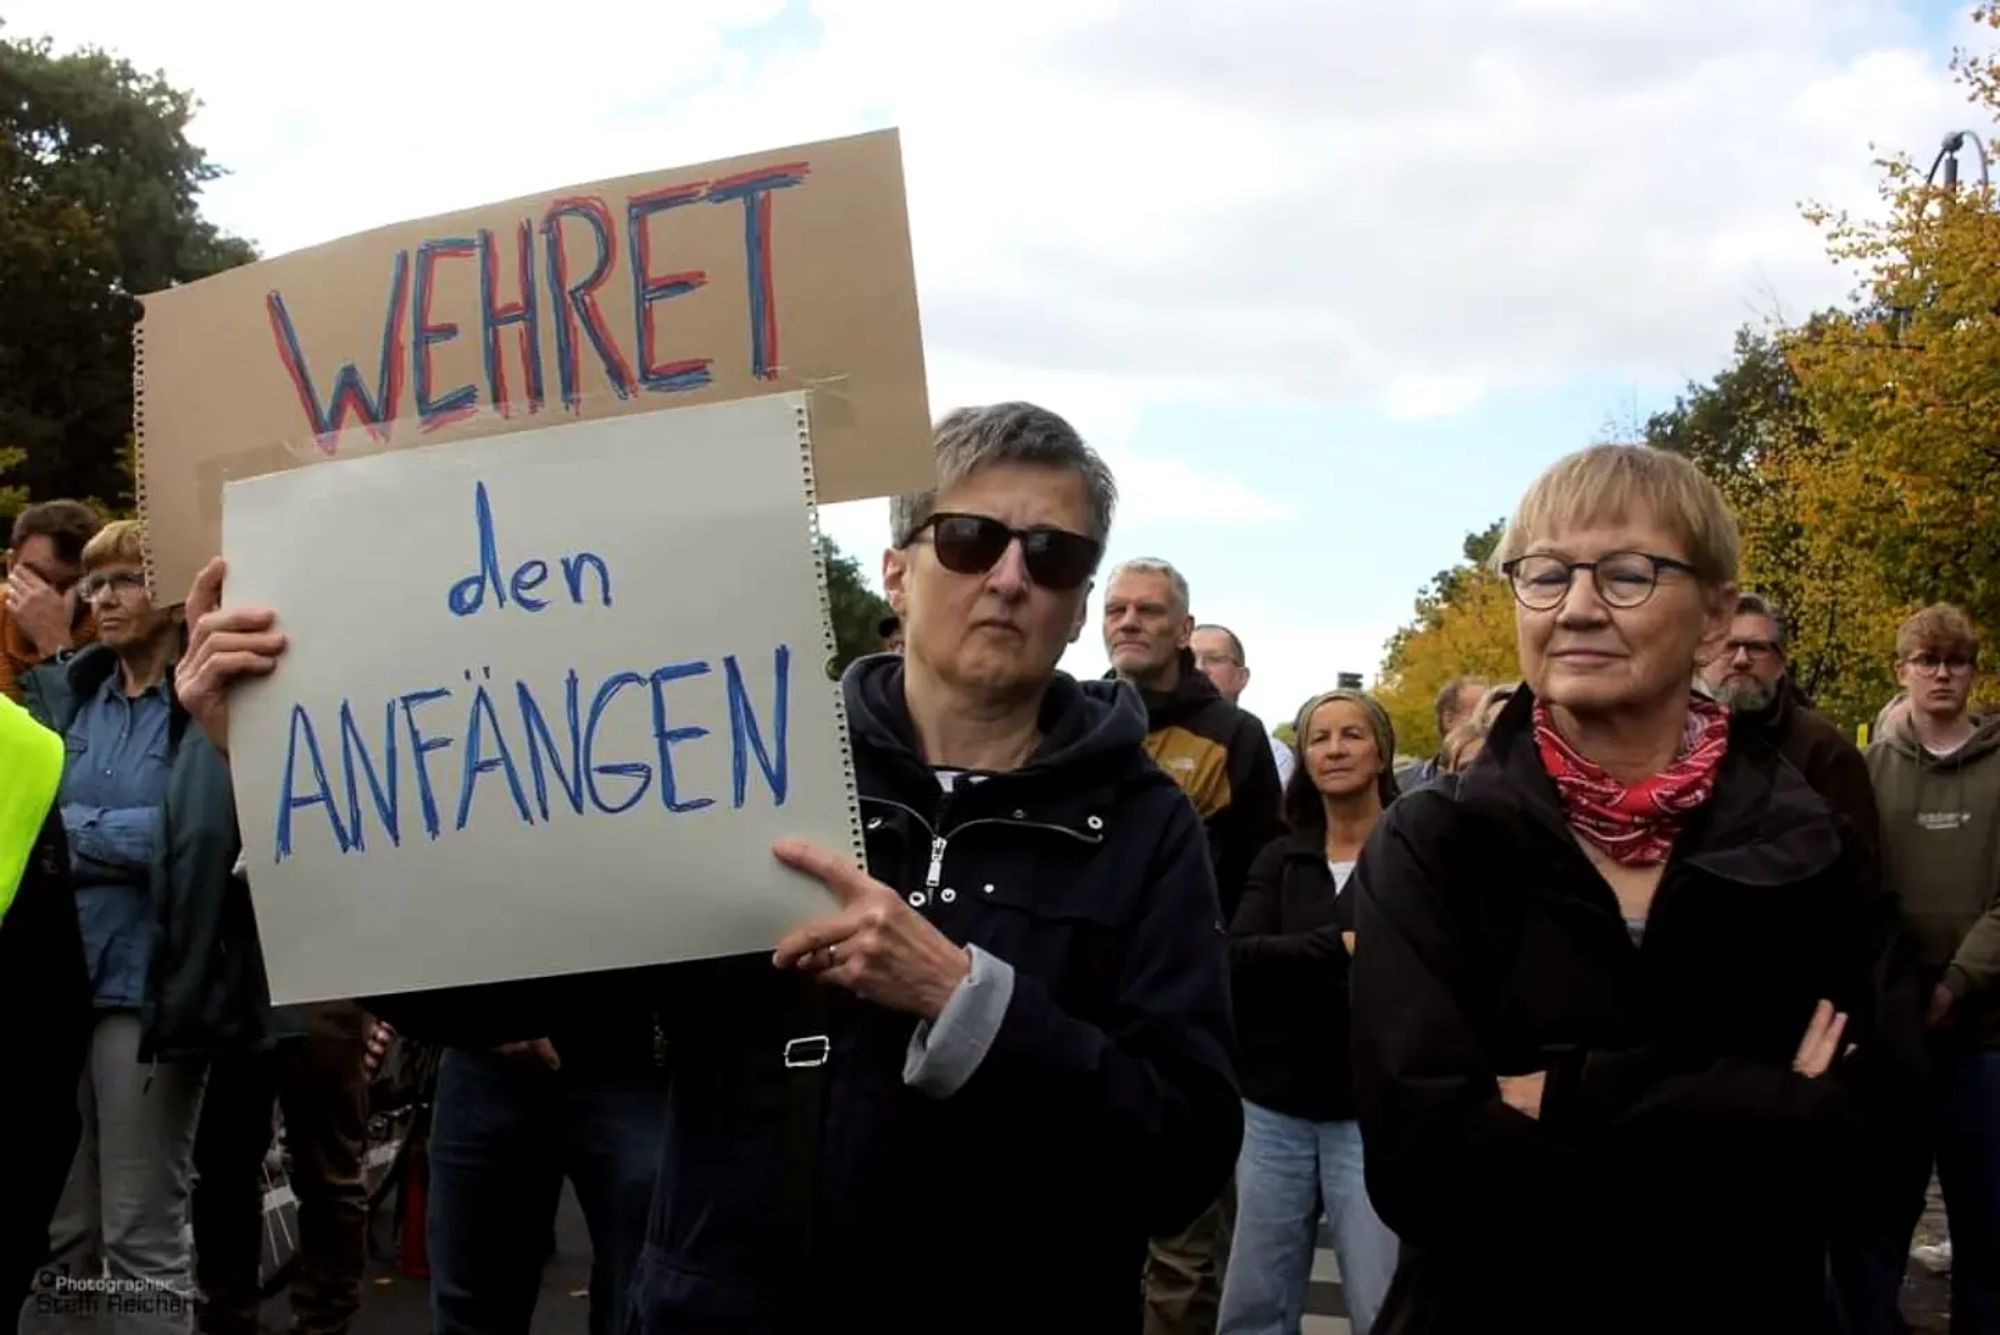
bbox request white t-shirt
[1271,734,1295,787]
[1328,859,1356,894]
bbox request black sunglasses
[903,512,1103,591]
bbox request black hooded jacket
[2,807,89,1305]
[1124,649,1284,923]
[1350,687,1881,1334]
[630,656,1242,1334]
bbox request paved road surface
[255,1180,1960,1334]
[270,1185,596,1335]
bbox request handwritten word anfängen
[272,648,792,862]
[264,164,810,453]
[268,476,790,863]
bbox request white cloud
[794,0,1972,416]
[818,352,1302,537]
[1384,375,1490,421]
[4,0,1981,428]
[1098,448,1302,524]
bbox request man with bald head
[1192,623,1292,787]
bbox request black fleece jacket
[1351,687,1882,1334]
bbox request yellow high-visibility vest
[0,693,64,923]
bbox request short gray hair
[1108,557,1190,617]
[1734,592,1790,655]
[889,402,1118,548]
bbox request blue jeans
[426,1048,666,1335]
[1218,1102,1397,1335]
[1832,1045,2000,1335]
[1939,1047,2000,1334]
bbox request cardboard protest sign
[222,394,861,1003]
[142,129,930,602]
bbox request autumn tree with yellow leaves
[1375,521,1519,760]
[1377,10,2000,733]
[1779,8,2000,723]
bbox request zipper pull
[925,836,948,890]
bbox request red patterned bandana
[1533,696,1732,866]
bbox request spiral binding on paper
[132,313,157,598]
[796,396,867,869]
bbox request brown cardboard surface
[137,128,929,600]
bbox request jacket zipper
[860,797,1107,894]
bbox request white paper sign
[223,393,860,1003]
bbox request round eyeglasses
[1499,551,1699,611]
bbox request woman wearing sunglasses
[176,402,1241,1334]
[1349,445,1881,1334]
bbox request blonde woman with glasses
[1350,445,1881,1334]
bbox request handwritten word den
[265,163,811,452]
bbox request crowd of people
[0,408,1997,1335]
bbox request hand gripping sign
[223,395,869,1002]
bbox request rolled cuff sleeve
[62,804,159,880]
[903,944,1015,1099]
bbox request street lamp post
[1927,129,1992,190]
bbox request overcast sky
[8,0,1984,724]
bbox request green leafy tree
[0,32,256,513]
[823,537,893,673]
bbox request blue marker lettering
[510,559,549,611]
[648,660,714,813]
[477,222,544,416]
[518,673,586,820]
[277,703,351,861]
[456,678,534,830]
[398,688,455,840]
[338,699,401,851]
[412,237,479,427]
[583,671,651,813]
[448,481,507,617]
[725,645,790,808]
[560,552,612,607]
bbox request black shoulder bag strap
[782,979,834,1333]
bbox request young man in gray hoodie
[1867,604,2000,1333]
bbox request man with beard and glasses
[1698,593,1878,866]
